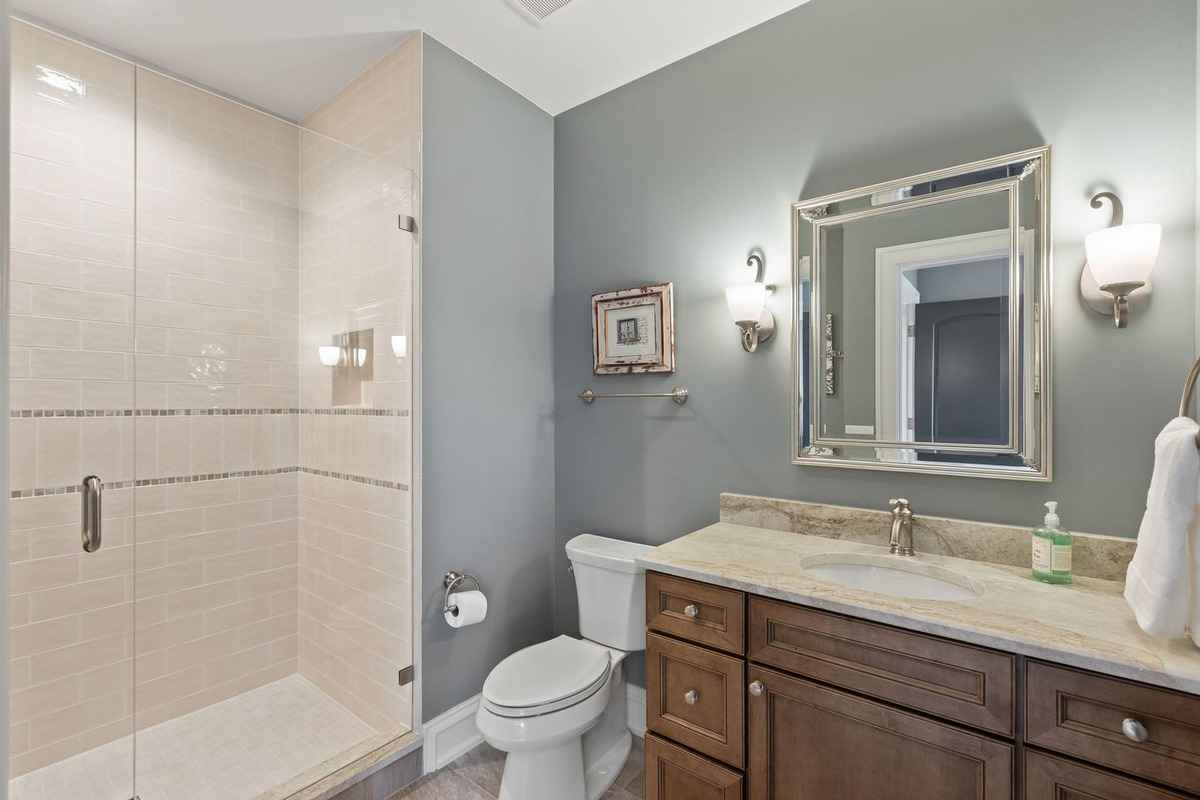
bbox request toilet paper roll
[444,590,488,628]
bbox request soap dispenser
[1032,501,1072,584]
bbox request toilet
[475,533,652,800]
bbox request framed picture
[591,282,676,374]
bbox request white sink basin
[800,552,981,602]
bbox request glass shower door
[8,20,137,800]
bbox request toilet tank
[566,534,654,651]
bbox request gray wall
[554,0,1197,637]
[421,36,555,722]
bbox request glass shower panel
[296,127,415,739]
[7,20,137,800]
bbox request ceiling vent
[505,0,576,25]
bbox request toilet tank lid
[566,534,653,574]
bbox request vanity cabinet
[645,571,1200,800]
[747,663,1012,799]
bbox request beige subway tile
[28,632,128,685]
[11,316,80,349]
[27,689,127,750]
[134,612,203,655]
[31,285,132,323]
[10,676,80,724]
[10,615,80,659]
[11,378,81,409]
[165,579,238,619]
[29,576,127,623]
[136,664,204,710]
[134,561,203,600]
[30,348,125,380]
[10,553,80,594]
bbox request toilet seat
[482,635,612,718]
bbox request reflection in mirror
[792,148,1050,480]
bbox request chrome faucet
[888,498,915,556]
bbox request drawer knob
[749,680,764,697]
[683,603,700,618]
[1122,718,1149,743]
[684,689,700,705]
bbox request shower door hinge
[398,214,416,233]
[398,665,415,687]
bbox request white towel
[1124,416,1200,643]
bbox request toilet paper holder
[443,571,482,615]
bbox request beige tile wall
[8,21,303,778]
[8,20,418,781]
[297,36,420,734]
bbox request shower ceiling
[11,0,812,117]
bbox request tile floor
[9,675,384,800]
[392,738,644,800]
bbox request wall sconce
[725,250,776,352]
[1081,191,1161,328]
[391,335,408,359]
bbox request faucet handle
[889,498,911,511]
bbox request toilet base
[498,738,586,800]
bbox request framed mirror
[792,147,1051,480]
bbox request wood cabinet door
[747,664,1013,800]
[646,734,744,800]
[1025,750,1191,800]
[647,632,745,768]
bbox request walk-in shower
[7,19,420,799]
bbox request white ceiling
[13,0,811,119]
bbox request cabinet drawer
[747,664,1012,800]
[647,572,745,655]
[646,734,744,800]
[1026,660,1200,795]
[1025,750,1191,800]
[748,597,1015,735]
[647,631,745,768]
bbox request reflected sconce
[391,335,408,359]
[1081,192,1161,329]
[317,329,374,406]
[725,250,776,353]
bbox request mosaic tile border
[11,408,410,418]
[11,466,408,499]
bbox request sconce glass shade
[318,346,342,367]
[725,283,767,324]
[391,335,408,359]
[1084,223,1162,288]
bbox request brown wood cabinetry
[746,663,1012,800]
[644,571,1200,800]
[1026,751,1193,800]
[645,734,743,800]
[749,596,1015,735]
[647,572,745,655]
[1026,660,1200,795]
[646,631,745,768]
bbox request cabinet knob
[1122,718,1149,743]
[749,680,765,697]
[683,603,699,618]
[684,689,699,705]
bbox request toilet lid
[483,635,611,710]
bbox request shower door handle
[81,475,102,553]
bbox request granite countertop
[638,522,1200,695]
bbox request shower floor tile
[9,674,380,800]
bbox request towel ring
[443,571,481,615]
[1180,355,1200,448]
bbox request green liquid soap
[1032,500,1072,584]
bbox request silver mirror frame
[790,146,1052,481]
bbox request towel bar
[1180,356,1200,447]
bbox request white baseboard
[626,684,646,738]
[422,694,483,774]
